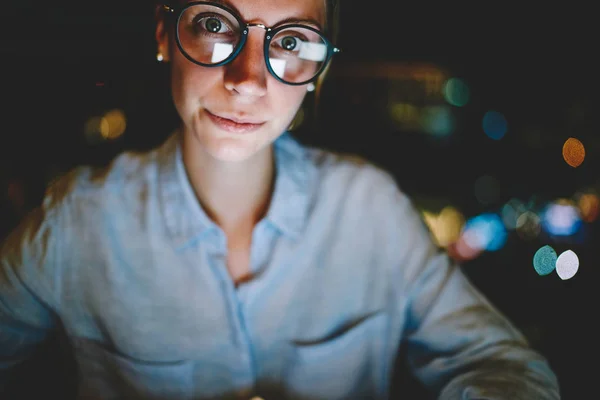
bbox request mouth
[205,110,266,133]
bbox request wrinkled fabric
[1,131,560,399]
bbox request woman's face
[156,0,325,163]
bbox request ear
[155,5,171,62]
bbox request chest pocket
[73,338,194,400]
[283,313,387,400]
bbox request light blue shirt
[1,131,560,399]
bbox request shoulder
[303,142,410,209]
[299,140,431,242]
[43,144,162,214]
[2,142,161,250]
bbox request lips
[205,110,266,133]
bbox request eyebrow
[188,0,323,31]
[274,16,323,31]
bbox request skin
[155,0,325,231]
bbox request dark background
[2,2,597,398]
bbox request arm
[0,205,60,390]
[389,191,560,399]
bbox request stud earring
[307,83,316,92]
[156,52,164,62]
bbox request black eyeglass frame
[162,1,341,86]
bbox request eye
[204,17,223,33]
[192,14,232,35]
[281,36,298,51]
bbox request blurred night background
[1,2,597,398]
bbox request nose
[223,28,268,98]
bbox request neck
[181,133,276,230]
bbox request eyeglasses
[162,1,341,86]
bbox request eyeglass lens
[177,3,329,84]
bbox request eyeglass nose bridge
[246,23,269,31]
[242,23,272,38]
[236,23,272,70]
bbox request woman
[0,0,560,399]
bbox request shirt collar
[158,130,316,250]
[266,131,317,239]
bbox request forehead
[185,0,325,27]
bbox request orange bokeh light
[578,193,600,223]
[562,137,585,167]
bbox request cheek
[274,87,307,119]
[171,60,221,112]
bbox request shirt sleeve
[0,204,61,389]
[388,187,561,400]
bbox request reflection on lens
[268,27,327,83]
[175,3,332,84]
[298,41,327,61]
[178,4,241,65]
[269,58,287,78]
[211,43,234,63]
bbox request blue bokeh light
[463,213,507,252]
[482,111,508,140]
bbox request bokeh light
[443,77,470,107]
[533,245,557,276]
[562,137,585,168]
[482,111,508,140]
[462,213,507,252]
[501,198,527,230]
[576,192,600,223]
[84,109,127,144]
[447,235,483,262]
[516,211,542,240]
[422,206,465,248]
[420,106,454,137]
[389,102,419,129]
[101,109,127,140]
[556,250,579,280]
[541,199,582,236]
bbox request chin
[210,145,258,163]
[202,135,266,163]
